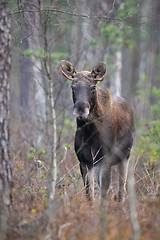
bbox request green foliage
[136,120,160,167]
[59,191,64,201]
[118,0,137,18]
[136,89,160,167]
[28,147,46,160]
[89,38,98,47]
[39,187,48,200]
[152,86,160,99]
[62,117,76,136]
[137,74,147,89]
[40,174,45,179]
[100,23,134,48]
[155,55,160,66]
[57,171,61,177]
[23,47,68,65]
[136,74,151,111]
[22,188,29,194]
[37,149,45,158]
[28,153,34,161]
[50,52,69,65]
[29,147,35,153]
[27,147,47,178]
[151,87,160,118]
[100,0,137,49]
[68,172,81,185]
[151,104,160,118]
[63,143,72,150]
[135,84,160,167]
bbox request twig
[58,223,72,239]
[135,169,160,184]
[57,146,67,167]
[36,160,48,171]
[56,163,79,185]
[10,7,141,23]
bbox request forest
[0,0,160,239]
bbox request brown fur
[60,60,134,201]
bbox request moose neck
[90,88,113,120]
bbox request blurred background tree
[0,0,160,239]
[9,0,160,140]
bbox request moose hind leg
[99,164,111,199]
[118,158,129,202]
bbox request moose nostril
[85,102,90,109]
[73,101,90,117]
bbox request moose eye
[91,86,96,92]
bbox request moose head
[60,60,106,118]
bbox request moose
[60,60,134,201]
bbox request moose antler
[93,76,104,82]
[60,67,73,81]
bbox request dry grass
[2,118,160,239]
[3,146,159,240]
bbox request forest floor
[4,146,160,240]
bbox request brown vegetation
[4,128,160,239]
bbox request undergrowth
[5,89,160,239]
[7,138,160,240]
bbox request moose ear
[60,60,76,80]
[91,62,106,81]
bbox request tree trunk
[149,0,160,105]
[71,0,107,70]
[128,156,140,240]
[20,0,46,146]
[121,2,141,104]
[0,0,12,237]
[115,50,122,96]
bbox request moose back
[60,60,134,201]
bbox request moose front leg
[80,163,94,201]
[80,163,89,198]
[118,158,129,202]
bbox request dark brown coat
[60,60,134,201]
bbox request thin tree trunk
[71,0,107,69]
[115,50,122,97]
[149,0,160,105]
[128,156,140,240]
[48,69,57,203]
[121,2,140,104]
[0,0,12,238]
[42,19,57,205]
[20,0,46,146]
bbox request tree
[20,0,46,146]
[149,0,160,104]
[71,0,108,69]
[0,0,12,238]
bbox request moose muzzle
[73,101,90,118]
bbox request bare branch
[58,223,72,239]
[10,7,133,23]
[56,163,79,185]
